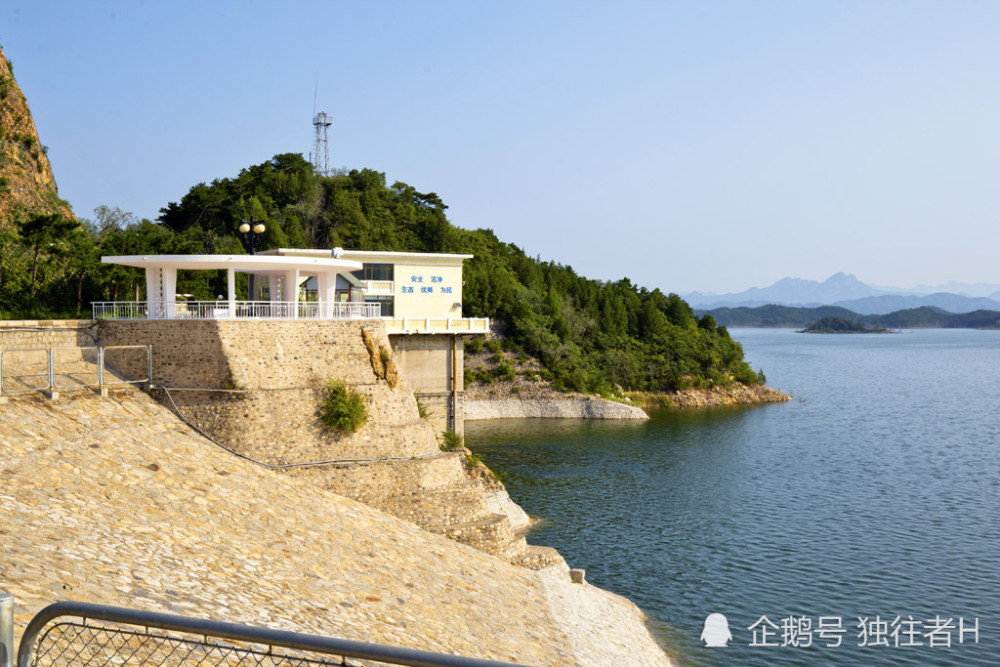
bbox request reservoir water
[465,328,999,666]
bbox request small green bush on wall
[319,379,367,433]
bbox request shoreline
[465,382,790,420]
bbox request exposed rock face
[466,396,649,420]
[663,383,791,408]
[0,46,75,224]
[465,377,650,420]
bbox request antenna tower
[312,111,332,176]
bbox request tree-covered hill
[699,304,860,327]
[801,317,890,333]
[2,153,763,394]
[155,154,763,393]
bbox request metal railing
[0,348,51,396]
[384,318,490,334]
[101,345,153,388]
[10,598,525,667]
[92,301,381,321]
[51,347,101,393]
[0,345,151,399]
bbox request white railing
[92,301,382,321]
[383,317,490,334]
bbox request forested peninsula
[702,304,1000,330]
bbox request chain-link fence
[31,621,351,667]
[11,599,525,667]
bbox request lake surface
[465,329,1000,666]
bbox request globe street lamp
[239,216,266,255]
[239,217,266,305]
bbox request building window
[365,295,394,317]
[363,263,394,282]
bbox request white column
[227,268,236,318]
[162,268,177,319]
[269,275,282,318]
[317,271,337,318]
[145,267,162,318]
[286,269,300,319]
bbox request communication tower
[312,112,332,176]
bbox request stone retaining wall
[98,320,440,462]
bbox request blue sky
[4,1,1000,293]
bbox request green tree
[16,212,79,298]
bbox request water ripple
[468,329,1000,667]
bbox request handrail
[0,348,50,396]
[92,301,382,320]
[50,346,101,392]
[18,600,527,667]
[384,317,490,334]
[0,345,152,399]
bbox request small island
[800,317,894,334]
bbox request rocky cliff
[0,46,75,225]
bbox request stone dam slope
[0,389,672,666]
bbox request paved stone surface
[0,388,672,666]
[539,567,673,667]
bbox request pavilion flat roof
[101,254,363,273]
[263,248,474,265]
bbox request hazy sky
[4,1,999,293]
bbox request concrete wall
[389,333,464,435]
[98,319,441,462]
[391,262,464,319]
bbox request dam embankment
[0,319,673,665]
[0,387,671,665]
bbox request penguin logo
[701,613,732,647]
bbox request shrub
[495,360,516,382]
[319,379,367,433]
[440,430,464,450]
[466,336,485,354]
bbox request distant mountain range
[684,273,1000,315]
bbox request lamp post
[239,216,266,255]
[239,217,266,303]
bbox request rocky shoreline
[464,380,790,420]
[465,396,649,420]
[640,383,792,409]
